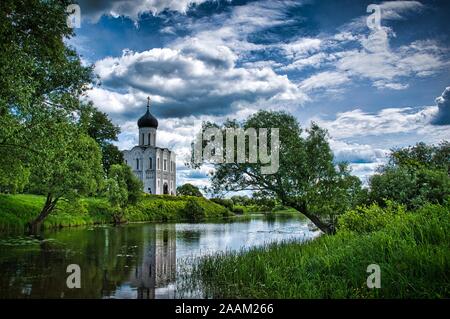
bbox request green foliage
[210,198,234,210]
[230,195,252,206]
[79,103,123,172]
[27,132,104,199]
[0,0,106,230]
[231,206,245,214]
[177,183,203,197]
[0,195,112,234]
[389,141,449,173]
[182,198,206,221]
[368,142,450,209]
[101,144,124,173]
[106,164,143,223]
[127,195,231,222]
[338,201,407,233]
[0,158,30,194]
[193,204,450,298]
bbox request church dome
[138,100,158,129]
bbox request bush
[231,206,244,215]
[182,198,206,221]
[338,201,406,233]
[210,198,234,210]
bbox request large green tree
[191,110,362,234]
[26,117,104,232]
[0,0,93,186]
[368,142,450,209]
[0,0,115,232]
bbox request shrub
[232,206,244,215]
[182,198,206,221]
[210,198,234,210]
[338,201,406,233]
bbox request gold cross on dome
[147,96,151,108]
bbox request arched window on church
[141,133,144,145]
[149,157,153,169]
[136,158,139,170]
[148,133,151,145]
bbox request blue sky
[69,0,450,189]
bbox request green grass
[191,203,450,298]
[0,193,232,234]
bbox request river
[0,214,319,298]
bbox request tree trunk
[28,193,58,234]
[286,200,335,235]
[301,210,335,235]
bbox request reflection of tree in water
[177,230,201,244]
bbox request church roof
[138,98,158,128]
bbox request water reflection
[0,215,318,299]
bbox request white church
[123,98,176,195]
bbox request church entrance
[163,183,169,195]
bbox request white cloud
[299,71,350,92]
[317,106,437,139]
[335,29,447,90]
[329,139,388,182]
[282,38,322,59]
[431,86,450,125]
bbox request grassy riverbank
[0,194,231,234]
[192,203,450,298]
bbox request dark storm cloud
[77,0,211,22]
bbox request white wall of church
[123,147,176,195]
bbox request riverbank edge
[0,194,238,234]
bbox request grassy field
[191,203,450,298]
[0,193,231,234]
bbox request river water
[0,215,319,298]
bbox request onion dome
[137,97,158,129]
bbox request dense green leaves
[79,104,123,172]
[0,0,124,230]
[368,142,450,209]
[177,183,204,197]
[105,164,143,223]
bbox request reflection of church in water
[129,225,177,299]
